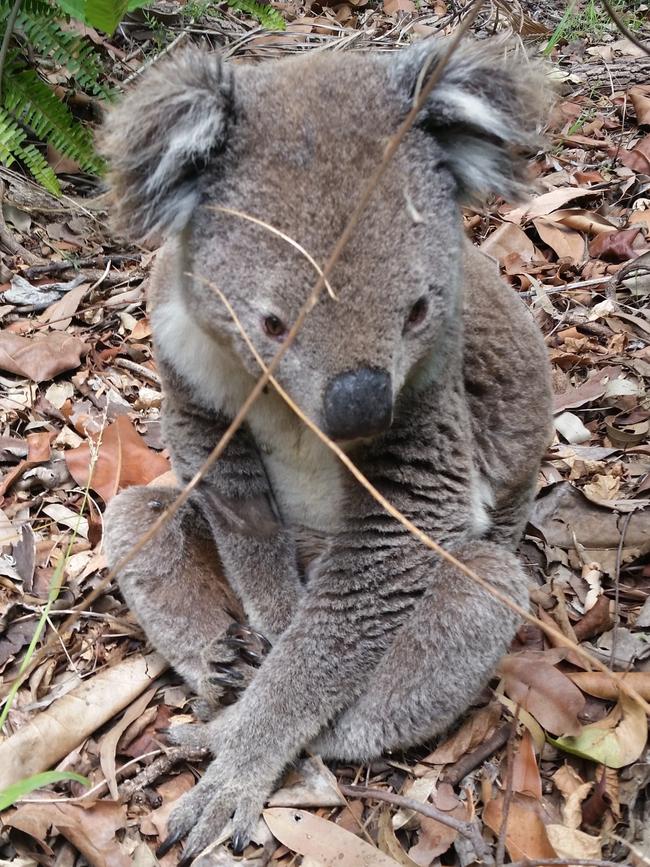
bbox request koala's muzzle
[324,368,393,440]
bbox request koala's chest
[246,407,346,535]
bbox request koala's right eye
[263,315,287,340]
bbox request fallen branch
[118,746,207,800]
[339,784,494,866]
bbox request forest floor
[1,1,650,865]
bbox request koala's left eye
[404,296,428,332]
[263,315,287,340]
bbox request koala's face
[103,42,545,440]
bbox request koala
[102,39,553,862]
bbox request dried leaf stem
[2,2,483,698]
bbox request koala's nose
[324,368,393,441]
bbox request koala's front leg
[162,381,302,640]
[311,541,528,761]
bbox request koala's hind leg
[310,542,528,763]
[104,485,251,712]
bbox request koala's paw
[157,755,265,863]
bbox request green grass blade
[0,771,90,810]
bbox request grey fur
[102,40,553,857]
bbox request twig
[122,27,191,86]
[442,723,513,787]
[609,510,633,669]
[112,357,161,386]
[118,746,207,800]
[339,784,494,866]
[601,0,650,56]
[0,0,22,105]
[2,2,484,699]
[23,254,141,279]
[495,718,517,867]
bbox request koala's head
[102,41,547,441]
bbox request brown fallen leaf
[264,808,400,866]
[383,0,415,13]
[377,809,419,867]
[0,652,167,788]
[499,653,585,735]
[589,227,644,263]
[425,702,501,764]
[631,88,650,126]
[567,671,650,701]
[512,729,542,800]
[614,135,650,174]
[533,217,585,262]
[65,415,170,503]
[6,801,130,867]
[0,331,87,381]
[573,595,615,642]
[504,188,599,223]
[546,825,601,862]
[407,786,467,865]
[483,793,557,862]
[480,222,538,264]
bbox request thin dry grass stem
[495,711,517,867]
[204,275,650,717]
[212,206,338,300]
[2,7,483,696]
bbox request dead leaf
[533,217,585,262]
[269,757,344,807]
[512,729,542,799]
[0,331,87,381]
[65,416,170,503]
[499,653,585,735]
[0,653,166,788]
[631,88,650,126]
[383,0,415,12]
[505,188,599,223]
[99,686,158,800]
[552,694,648,768]
[7,801,130,867]
[377,809,420,866]
[483,794,557,862]
[567,672,650,701]
[26,431,52,462]
[546,825,602,862]
[264,808,400,866]
[590,228,644,262]
[426,702,501,764]
[480,222,538,264]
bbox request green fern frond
[0,0,53,18]
[4,67,103,173]
[14,11,111,96]
[0,108,61,194]
[228,0,285,30]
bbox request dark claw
[231,832,249,855]
[221,636,249,649]
[156,830,183,858]
[210,672,244,688]
[240,649,263,667]
[210,663,244,680]
[157,726,171,736]
[178,849,199,867]
[227,622,251,638]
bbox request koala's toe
[167,721,215,752]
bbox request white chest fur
[153,295,345,534]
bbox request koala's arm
[160,364,302,639]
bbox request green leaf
[0,771,90,811]
[227,0,285,30]
[54,0,130,32]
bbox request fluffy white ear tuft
[100,47,232,243]
[402,38,551,203]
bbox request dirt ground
[1,1,649,865]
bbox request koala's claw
[156,829,183,858]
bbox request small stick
[118,746,207,800]
[112,357,162,386]
[339,784,494,867]
[601,0,650,56]
[442,723,513,787]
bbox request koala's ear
[100,47,232,243]
[401,39,550,204]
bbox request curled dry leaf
[0,331,87,382]
[552,694,648,769]
[512,729,542,800]
[630,88,650,126]
[546,825,602,862]
[263,807,400,866]
[65,415,170,503]
[590,227,644,263]
[567,671,650,701]
[268,756,344,808]
[425,702,501,764]
[0,653,166,788]
[499,653,585,735]
[483,793,557,863]
[407,783,467,865]
[6,801,130,867]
